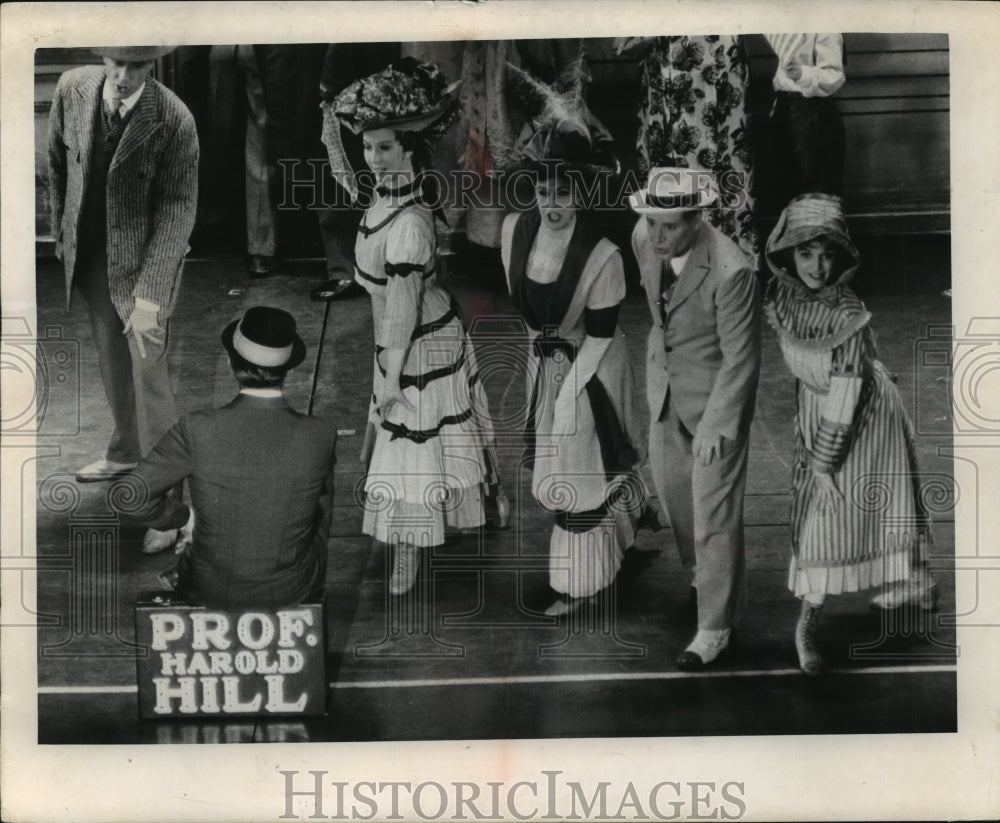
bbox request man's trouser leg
[238,44,277,258]
[76,251,140,464]
[651,401,749,631]
[649,404,696,574]
[127,322,179,456]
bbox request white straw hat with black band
[628,166,718,215]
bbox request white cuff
[135,298,160,312]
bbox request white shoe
[75,458,136,483]
[142,528,178,555]
[544,594,592,617]
[388,545,420,595]
[870,574,941,611]
[676,628,731,669]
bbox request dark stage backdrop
[33,34,949,257]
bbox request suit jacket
[48,65,199,323]
[633,219,761,441]
[118,394,337,610]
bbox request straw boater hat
[765,193,861,289]
[92,47,175,62]
[628,167,718,215]
[222,306,306,371]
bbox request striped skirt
[788,361,930,596]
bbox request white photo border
[2,2,999,821]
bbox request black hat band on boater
[645,191,706,210]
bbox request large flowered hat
[321,57,459,202]
[766,193,860,289]
[332,57,459,141]
[504,58,618,179]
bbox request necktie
[105,100,122,130]
[660,261,678,323]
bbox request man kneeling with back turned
[113,306,337,610]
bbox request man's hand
[123,305,161,359]
[786,60,803,82]
[692,428,724,467]
[176,508,195,554]
[812,471,844,514]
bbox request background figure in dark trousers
[766,34,846,201]
[314,42,401,298]
[47,46,199,553]
[205,45,303,276]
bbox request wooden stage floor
[30,241,958,744]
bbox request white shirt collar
[239,388,283,398]
[671,249,692,276]
[102,78,145,114]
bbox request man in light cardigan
[48,46,199,552]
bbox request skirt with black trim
[363,314,497,547]
[524,333,653,598]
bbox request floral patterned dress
[620,35,760,267]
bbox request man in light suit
[48,46,199,552]
[113,307,337,610]
[631,168,761,669]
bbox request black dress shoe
[310,278,361,301]
[675,651,704,671]
[675,628,732,670]
[247,255,275,278]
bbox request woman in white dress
[501,71,658,615]
[327,58,507,594]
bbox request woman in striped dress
[329,59,506,594]
[764,193,938,675]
